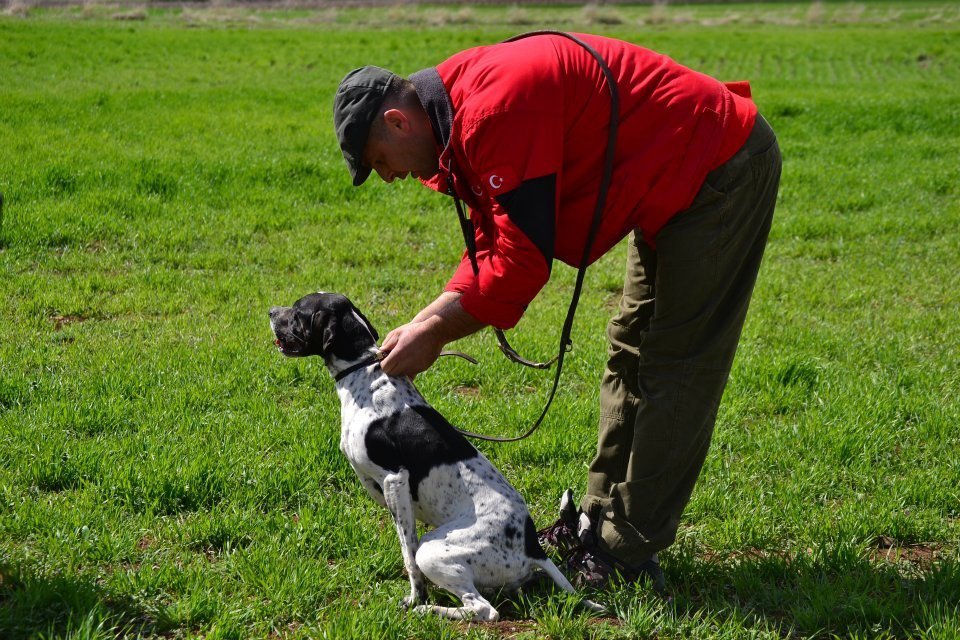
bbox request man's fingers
[377,322,439,380]
[380,348,421,379]
[381,331,400,350]
[380,349,404,376]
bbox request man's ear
[383,108,410,135]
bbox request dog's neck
[332,348,423,417]
[326,347,382,382]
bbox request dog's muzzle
[269,307,308,356]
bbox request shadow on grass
[491,544,960,636]
[667,546,960,636]
[0,561,167,640]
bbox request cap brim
[352,164,372,187]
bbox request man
[332,32,781,592]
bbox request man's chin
[414,169,439,181]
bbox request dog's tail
[534,558,606,614]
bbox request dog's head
[269,292,379,364]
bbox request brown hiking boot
[566,547,668,596]
[538,489,668,597]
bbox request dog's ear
[330,304,378,359]
[321,321,337,355]
[309,308,338,356]
[310,302,377,361]
[347,304,380,343]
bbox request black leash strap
[448,31,620,442]
[448,178,559,370]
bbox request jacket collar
[410,67,454,180]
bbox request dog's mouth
[270,313,309,357]
[273,334,307,357]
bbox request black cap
[333,66,403,187]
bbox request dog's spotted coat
[269,292,601,621]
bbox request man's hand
[379,292,486,379]
[380,319,446,378]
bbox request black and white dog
[269,292,601,621]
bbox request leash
[445,31,620,442]
[334,350,477,383]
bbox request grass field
[1,1,959,638]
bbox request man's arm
[409,291,463,324]
[380,293,486,378]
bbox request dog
[269,292,602,621]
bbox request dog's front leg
[358,476,387,509]
[382,468,428,608]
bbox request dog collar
[332,349,478,383]
[333,353,384,383]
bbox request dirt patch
[459,615,620,639]
[454,385,481,398]
[112,8,147,20]
[51,314,87,331]
[468,620,537,638]
[870,536,941,569]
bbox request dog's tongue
[275,339,282,348]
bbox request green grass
[1,2,959,638]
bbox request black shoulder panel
[364,405,479,501]
[494,173,557,269]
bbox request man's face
[363,136,417,183]
[361,110,439,184]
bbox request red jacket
[412,33,757,329]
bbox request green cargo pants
[582,115,782,565]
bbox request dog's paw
[400,587,427,610]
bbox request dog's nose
[268,306,282,318]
